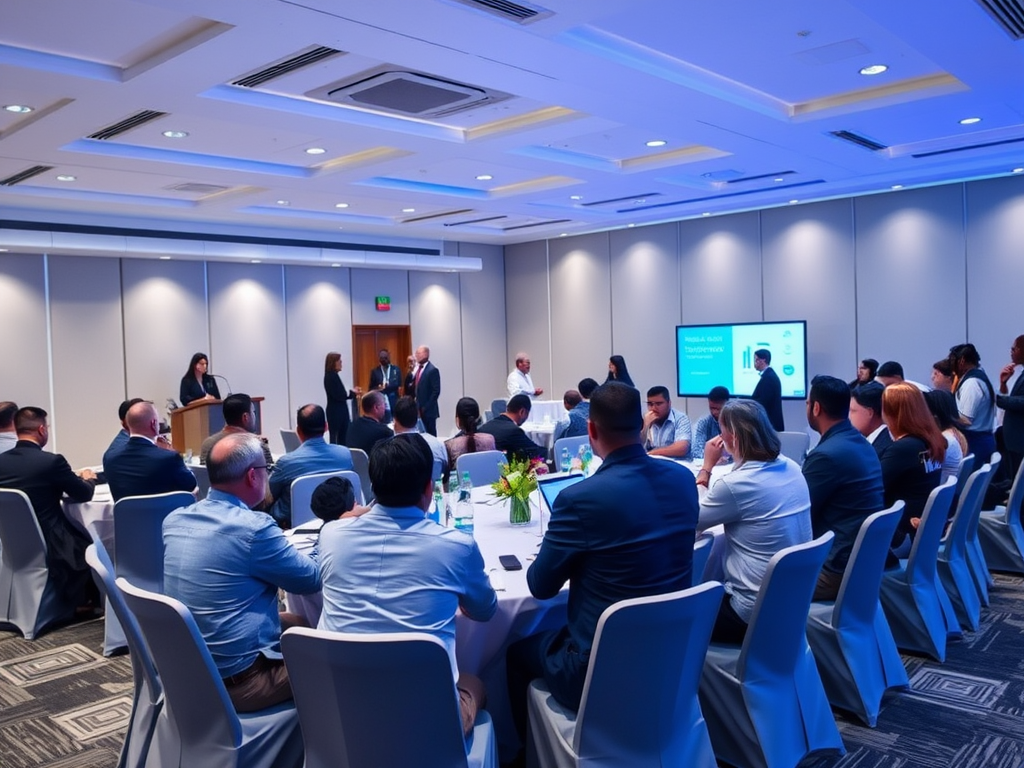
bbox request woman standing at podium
[179,352,221,406]
[324,352,361,444]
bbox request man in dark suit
[345,391,393,456]
[413,345,441,436]
[0,406,98,611]
[368,348,401,423]
[103,401,197,502]
[803,375,885,601]
[103,398,145,463]
[506,383,699,745]
[850,382,892,458]
[478,394,545,462]
[998,334,1024,481]
[751,348,785,431]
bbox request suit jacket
[103,436,197,502]
[752,366,785,431]
[414,361,441,420]
[998,371,1024,454]
[345,416,392,456]
[369,364,401,412]
[269,437,353,527]
[477,414,545,462]
[870,426,894,459]
[0,440,95,573]
[180,373,221,406]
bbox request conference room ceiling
[2,0,1023,249]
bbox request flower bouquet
[491,455,547,525]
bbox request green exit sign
[375,295,391,311]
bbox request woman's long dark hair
[605,355,635,387]
[184,352,208,379]
[455,397,482,453]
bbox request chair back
[349,448,373,503]
[737,532,834,681]
[279,428,300,453]
[118,578,242,760]
[490,399,507,420]
[114,491,195,594]
[953,453,975,505]
[281,628,469,768]
[290,471,362,528]
[456,450,508,486]
[553,435,589,463]
[574,582,723,758]
[942,463,993,563]
[0,489,48,638]
[1000,454,1024,526]
[832,503,904,631]
[778,431,811,465]
[432,457,444,483]
[691,533,714,585]
[904,478,957,586]
[191,464,210,501]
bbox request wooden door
[352,326,412,393]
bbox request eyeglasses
[249,464,269,472]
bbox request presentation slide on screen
[676,321,807,398]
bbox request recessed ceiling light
[959,117,981,125]
[1013,167,1024,173]
[859,64,888,76]
[702,212,711,217]
[633,199,646,205]
[305,147,326,155]
[570,195,583,201]
[335,203,349,209]
[331,263,341,267]
[559,233,568,237]
[402,208,415,213]
[645,139,667,147]
[774,178,785,183]
[789,199,799,204]
[0,248,9,252]
[250,259,262,264]
[56,175,76,181]
[159,256,171,260]
[276,200,289,206]
[475,174,493,181]
[891,184,903,190]
[627,223,636,228]
[4,105,33,114]
[162,130,189,139]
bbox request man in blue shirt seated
[642,385,693,459]
[553,377,598,443]
[692,386,730,461]
[163,433,321,712]
[316,434,497,736]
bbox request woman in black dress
[604,354,635,388]
[324,352,360,444]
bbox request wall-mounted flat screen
[676,321,808,399]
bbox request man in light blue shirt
[692,386,730,461]
[163,433,320,712]
[642,385,692,459]
[317,433,497,736]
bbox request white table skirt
[525,400,567,426]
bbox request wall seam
[281,264,291,426]
[43,253,57,450]
[118,258,128,401]
[962,182,970,341]
[851,197,859,361]
[545,238,553,397]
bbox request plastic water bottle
[582,443,593,474]
[429,480,444,524]
[454,471,474,533]
[560,446,571,474]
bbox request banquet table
[524,399,566,426]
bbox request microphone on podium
[211,374,232,396]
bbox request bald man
[103,400,197,501]
[413,345,442,436]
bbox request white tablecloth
[526,400,566,425]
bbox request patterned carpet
[2,577,1024,767]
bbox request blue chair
[879,478,957,661]
[939,462,994,630]
[977,456,1024,574]
[191,464,211,502]
[964,454,997,604]
[691,532,714,585]
[806,503,908,727]
[456,450,507,487]
[490,399,507,420]
[279,428,300,453]
[700,532,844,768]
[119,578,304,768]
[114,491,195,595]
[950,453,975,507]
[552,435,589,466]
[777,431,810,466]
[528,582,723,768]
[349,448,374,504]
[290,470,362,528]
[281,628,497,768]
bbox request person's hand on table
[77,468,98,482]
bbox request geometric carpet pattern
[3,577,1024,767]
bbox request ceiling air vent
[88,110,167,140]
[445,215,508,227]
[0,165,54,186]
[503,218,570,231]
[233,46,345,88]
[166,182,232,195]
[912,135,1024,159]
[829,130,888,152]
[402,208,475,223]
[974,0,1024,39]
[446,0,552,24]
[581,192,660,208]
[726,171,796,184]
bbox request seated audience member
[553,378,598,442]
[200,393,273,468]
[642,385,692,458]
[849,358,879,389]
[268,404,353,528]
[552,390,582,443]
[317,434,496,737]
[850,382,892,457]
[477,394,545,462]
[695,399,812,643]
[923,389,967,483]
[445,398,496,469]
[0,401,18,454]
[104,398,144,461]
[163,433,319,712]
[949,343,997,464]
[931,358,955,393]
[394,396,447,476]
[345,391,392,456]
[506,382,698,747]
[103,401,197,502]
[307,475,357,560]
[0,406,99,613]
[802,375,884,601]
[692,386,730,461]
[876,360,930,391]
[880,384,945,550]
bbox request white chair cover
[289,470,362,527]
[527,582,723,768]
[118,578,303,768]
[456,450,508,487]
[806,503,908,726]
[879,478,957,661]
[778,431,811,466]
[279,429,300,453]
[281,628,497,768]
[114,492,195,594]
[978,456,1024,574]
[552,436,590,464]
[350,448,374,503]
[700,532,844,768]
[939,463,995,630]
[692,533,714,585]
[191,464,211,502]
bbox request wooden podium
[170,397,264,456]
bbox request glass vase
[509,494,532,526]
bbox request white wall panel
[504,241,551,398]
[350,269,410,325]
[284,266,352,449]
[457,243,507,407]
[549,232,612,397]
[855,186,966,385]
[410,271,462,436]
[122,259,208,416]
[0,253,50,411]
[679,212,763,325]
[208,263,289,454]
[48,255,125,467]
